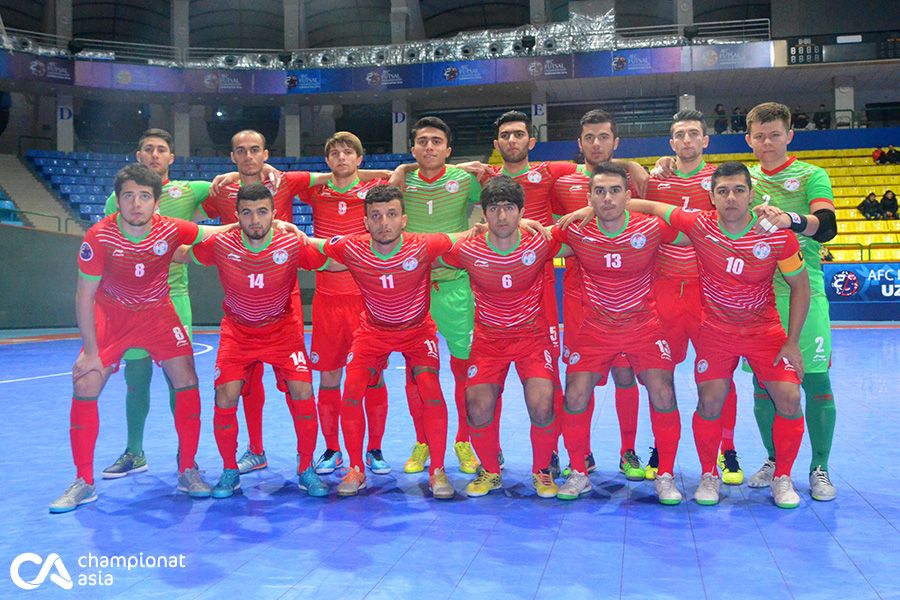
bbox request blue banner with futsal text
[823,262,900,320]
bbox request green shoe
[211,469,241,499]
[102,450,148,479]
[619,449,646,481]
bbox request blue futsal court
[2,326,899,599]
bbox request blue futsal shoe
[211,469,241,499]
[365,449,392,475]
[315,449,344,474]
[298,465,329,497]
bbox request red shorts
[541,263,561,361]
[215,313,312,390]
[566,318,674,384]
[693,323,801,385]
[652,276,702,365]
[94,299,193,368]
[468,324,555,387]
[347,316,440,374]
[310,292,366,371]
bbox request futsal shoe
[211,469,241,499]
[809,467,837,502]
[619,449,646,481]
[429,468,456,499]
[562,452,597,478]
[548,451,561,480]
[403,443,430,473]
[533,469,559,498]
[298,465,329,497]
[747,458,776,488]
[771,475,801,509]
[315,449,343,475]
[645,447,659,480]
[236,449,268,474]
[498,449,506,471]
[693,473,721,506]
[454,441,480,474]
[466,469,502,497]
[337,466,367,496]
[557,470,592,500]
[654,473,682,505]
[177,467,212,498]
[718,450,744,485]
[365,449,391,475]
[102,450,148,479]
[49,478,98,514]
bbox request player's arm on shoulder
[210,171,240,196]
[556,205,593,230]
[627,198,672,219]
[776,250,810,379]
[73,275,103,378]
[103,192,116,217]
[387,162,417,189]
[454,161,491,182]
[752,200,836,242]
[358,169,393,182]
[197,221,239,241]
[172,245,193,264]
[649,156,676,179]
[615,159,649,198]
[520,219,552,241]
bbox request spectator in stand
[731,106,746,132]
[887,145,900,165]
[858,192,883,219]
[873,146,886,165]
[714,104,728,134]
[814,105,831,130]
[881,190,898,219]
[819,246,835,262]
[793,108,810,130]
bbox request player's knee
[287,381,313,401]
[73,373,102,398]
[319,369,342,388]
[649,386,676,412]
[563,387,590,413]
[528,402,554,426]
[611,367,636,387]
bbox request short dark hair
[411,116,452,145]
[711,161,752,189]
[590,161,629,187]
[672,109,705,132]
[236,182,274,209]
[137,128,173,152]
[493,110,530,138]
[231,129,267,150]
[579,109,617,138]
[746,102,791,132]
[114,163,162,200]
[480,175,524,211]
[365,184,405,213]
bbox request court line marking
[0,342,214,384]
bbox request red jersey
[78,214,200,309]
[552,211,678,327]
[297,177,385,296]
[645,162,716,280]
[202,170,311,224]
[191,228,326,326]
[441,230,560,332]
[321,232,453,329]
[665,208,805,333]
[481,162,578,226]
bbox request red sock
[615,384,639,456]
[213,405,239,470]
[450,356,469,443]
[317,387,342,451]
[286,394,318,472]
[692,411,722,476]
[562,405,592,473]
[242,362,266,455]
[414,371,448,474]
[470,417,501,473]
[70,397,99,485]
[174,386,202,473]
[531,418,557,473]
[720,381,738,453]
[365,382,388,451]
[772,413,805,478]
[405,366,427,443]
[650,406,681,476]
[493,393,503,454]
[340,368,368,470]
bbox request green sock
[802,371,836,472]
[124,357,153,455]
[752,376,777,460]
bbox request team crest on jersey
[402,257,419,271]
[630,233,647,249]
[467,365,478,378]
[153,240,169,256]
[783,178,800,192]
[310,352,319,364]
[562,346,571,359]
[527,171,542,184]
[357,189,368,199]
[168,187,183,198]
[79,242,93,261]
[272,249,289,265]
[753,241,771,259]
[522,249,537,266]
[445,180,460,193]
[568,352,581,365]
[701,177,712,191]
[696,359,708,374]
[329,235,344,244]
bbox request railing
[827,243,865,261]
[1,208,62,232]
[616,19,770,43]
[867,242,900,261]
